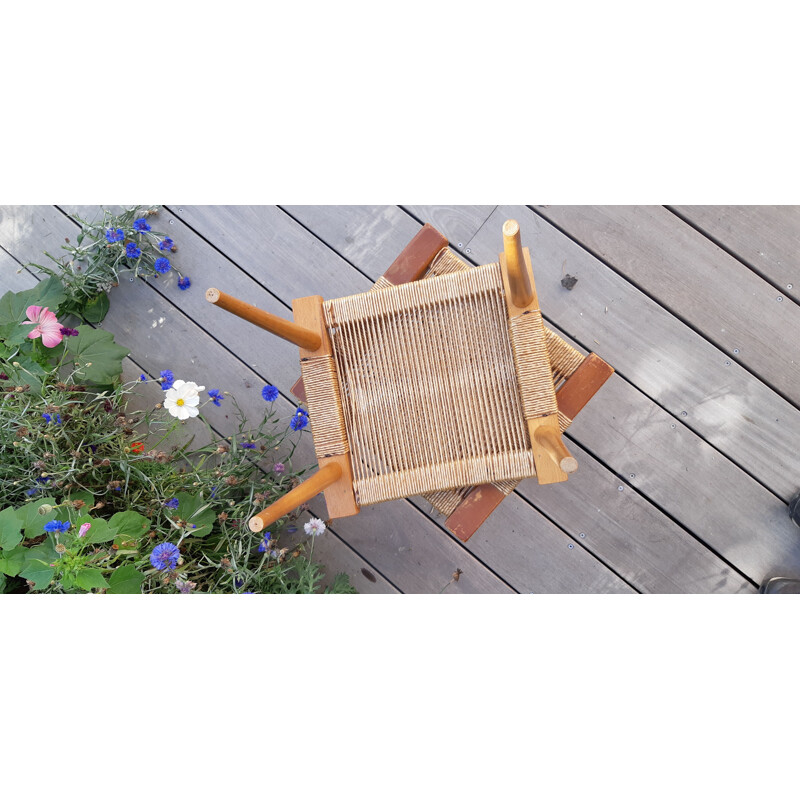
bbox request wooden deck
[2,205,799,593]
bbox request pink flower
[21,306,64,348]
[78,522,91,537]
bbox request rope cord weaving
[298,354,349,460]
[324,263,540,506]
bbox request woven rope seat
[206,219,614,538]
[310,262,545,506]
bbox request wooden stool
[207,220,613,539]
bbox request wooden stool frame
[207,221,613,539]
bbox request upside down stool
[206,219,614,540]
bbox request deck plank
[280,205,756,593]
[462,206,800,583]
[671,205,800,303]
[534,205,800,406]
[168,205,634,593]
[0,248,398,595]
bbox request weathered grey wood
[1,248,396,595]
[281,205,757,593]
[400,205,495,249]
[461,206,800,583]
[167,205,634,593]
[420,490,634,594]
[671,205,800,303]
[2,250,37,290]
[534,205,800,405]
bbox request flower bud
[38,504,54,515]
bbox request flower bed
[0,207,355,594]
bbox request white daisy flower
[304,517,326,537]
[164,379,206,420]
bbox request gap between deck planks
[669,206,800,305]
[2,205,631,594]
[198,204,754,593]
[0,250,397,595]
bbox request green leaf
[1,354,49,393]
[80,292,110,323]
[80,517,114,544]
[326,572,358,594]
[107,565,145,595]
[0,506,23,551]
[27,538,58,564]
[0,547,27,577]
[175,492,215,538]
[0,277,67,337]
[18,497,58,538]
[19,558,55,590]
[107,511,149,543]
[64,327,129,385]
[0,574,6,593]
[74,568,109,592]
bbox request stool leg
[502,219,534,308]
[249,462,343,532]
[206,288,322,351]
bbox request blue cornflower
[35,476,52,484]
[177,276,191,290]
[154,257,171,274]
[296,407,308,416]
[257,533,271,552]
[160,369,175,390]
[150,542,180,571]
[105,228,124,243]
[164,497,180,509]
[241,442,257,449]
[139,374,147,381]
[133,218,151,232]
[289,412,309,432]
[43,520,70,534]
[55,414,62,424]
[261,384,279,402]
[159,237,174,251]
[126,242,142,259]
[210,486,217,499]
[208,389,223,406]
[26,488,40,496]
[41,413,51,423]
